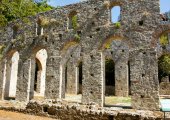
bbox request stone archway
[100,36,130,106]
[151,25,170,96]
[151,24,170,48]
[4,51,19,99]
[33,49,47,99]
[60,40,81,102]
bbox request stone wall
[16,101,162,120]
[0,0,168,110]
[159,75,170,95]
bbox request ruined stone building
[0,0,169,111]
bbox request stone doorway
[4,51,19,100]
[33,49,47,100]
[105,58,115,96]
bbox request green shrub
[158,53,170,80]
[160,33,168,47]
[115,22,121,29]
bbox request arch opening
[103,40,131,107]
[62,45,82,103]
[4,51,19,100]
[158,53,170,96]
[158,30,170,96]
[33,49,47,100]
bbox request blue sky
[48,0,170,22]
[48,0,170,13]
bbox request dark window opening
[91,21,95,26]
[77,31,82,35]
[13,30,17,39]
[105,59,115,96]
[45,37,48,42]
[96,28,100,32]
[128,61,131,95]
[37,24,42,35]
[108,116,114,120]
[37,17,43,35]
[59,34,62,40]
[34,58,42,93]
[139,20,144,26]
[12,25,18,39]
[78,62,82,94]
[43,106,48,112]
[65,66,68,93]
[34,60,38,92]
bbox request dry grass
[105,96,131,106]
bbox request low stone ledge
[0,100,164,120]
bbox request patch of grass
[105,96,131,105]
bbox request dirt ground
[0,110,56,120]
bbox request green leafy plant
[115,22,121,29]
[0,0,53,27]
[160,33,168,47]
[105,43,111,49]
[158,53,170,81]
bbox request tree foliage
[160,33,169,47]
[158,53,170,81]
[0,0,53,27]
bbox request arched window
[111,6,121,23]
